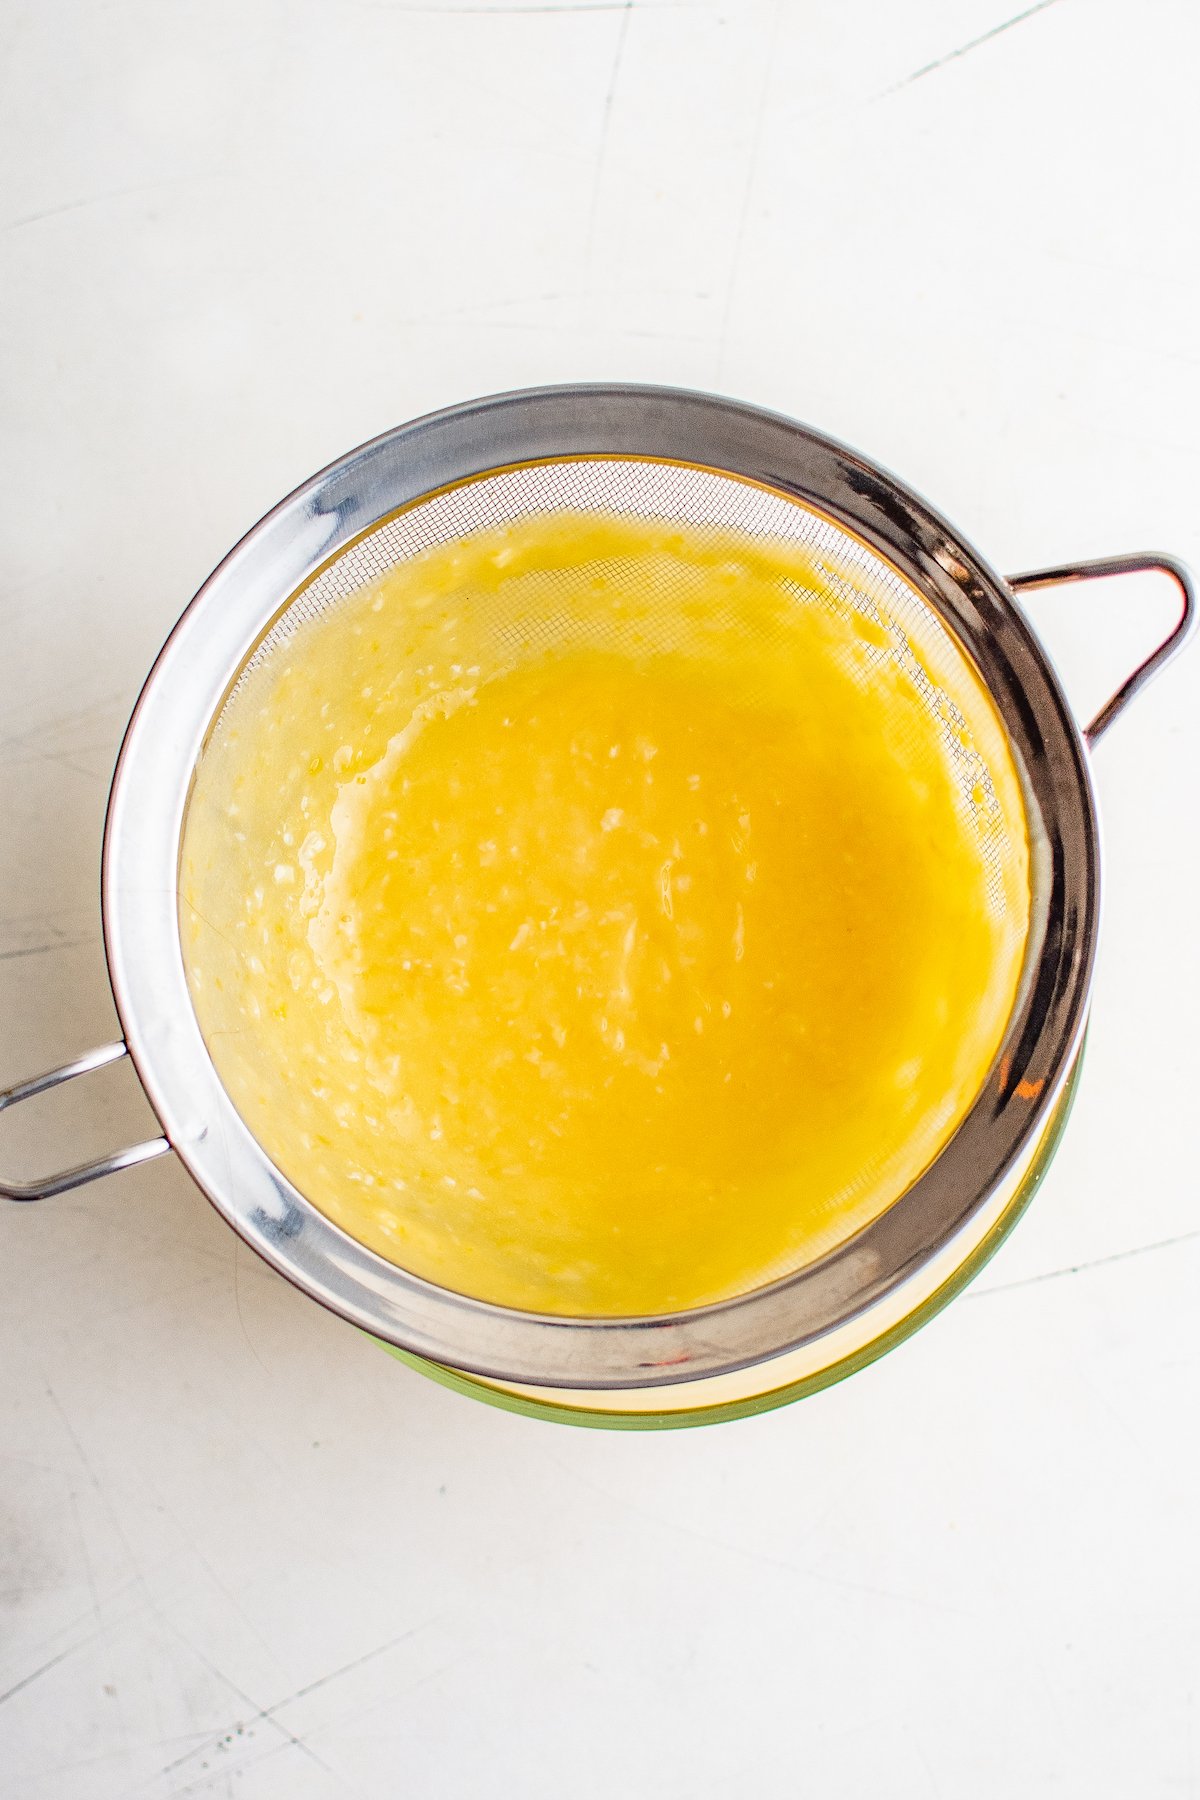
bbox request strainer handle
[1006,552,1196,745]
[0,1040,171,1202]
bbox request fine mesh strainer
[2,386,1194,1420]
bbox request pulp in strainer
[180,501,1030,1316]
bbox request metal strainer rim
[101,384,1101,1390]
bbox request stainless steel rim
[101,384,1102,1389]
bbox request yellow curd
[180,508,1029,1315]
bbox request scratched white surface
[2,1,1199,1795]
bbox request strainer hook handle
[0,1040,171,1202]
[1006,552,1196,745]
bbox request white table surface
[3,2,1199,1795]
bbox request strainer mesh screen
[183,453,1031,1317]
